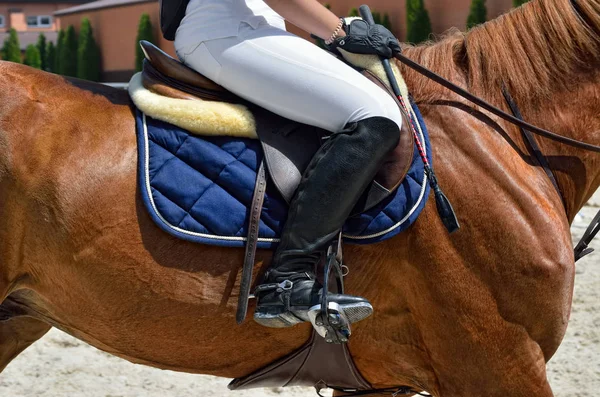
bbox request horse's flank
[0,0,598,396]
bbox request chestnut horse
[0,0,599,395]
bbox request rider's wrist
[324,18,345,45]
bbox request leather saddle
[138,40,415,212]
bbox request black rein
[392,53,600,263]
[394,53,600,153]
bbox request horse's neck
[524,77,600,221]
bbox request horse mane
[401,0,600,105]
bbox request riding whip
[358,5,460,234]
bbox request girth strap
[236,161,267,323]
[574,209,600,262]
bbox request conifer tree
[372,11,382,25]
[59,26,78,76]
[346,8,392,33]
[77,18,101,81]
[36,33,47,71]
[24,44,41,69]
[467,0,487,29]
[46,41,56,72]
[65,26,78,75]
[1,28,21,63]
[135,13,154,72]
[382,13,392,31]
[406,0,432,44]
[55,29,65,73]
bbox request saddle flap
[141,68,200,101]
[228,331,371,391]
[351,71,415,214]
[253,106,325,204]
[360,104,415,211]
[142,60,237,102]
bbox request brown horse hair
[401,0,600,106]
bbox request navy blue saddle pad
[136,102,432,249]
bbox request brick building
[288,0,514,41]
[0,0,91,50]
[56,0,172,81]
[56,0,517,82]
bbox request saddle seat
[139,40,237,102]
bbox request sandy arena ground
[1,206,599,396]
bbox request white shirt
[175,0,286,48]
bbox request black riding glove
[327,19,401,59]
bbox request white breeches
[175,22,403,133]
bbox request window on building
[0,15,5,28]
[26,15,52,28]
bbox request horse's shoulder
[0,63,135,206]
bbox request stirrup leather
[307,237,352,344]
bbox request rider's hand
[328,19,401,59]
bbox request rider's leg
[254,116,399,328]
[175,22,404,132]
[177,23,402,328]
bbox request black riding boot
[254,117,400,329]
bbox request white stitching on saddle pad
[141,112,280,244]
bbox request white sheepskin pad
[128,73,258,139]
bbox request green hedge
[382,13,392,31]
[77,18,101,81]
[55,29,64,72]
[58,26,78,77]
[135,13,154,72]
[36,34,47,70]
[467,0,487,29]
[406,0,432,44]
[1,28,21,63]
[24,44,42,69]
[46,42,56,72]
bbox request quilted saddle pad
[136,101,432,249]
